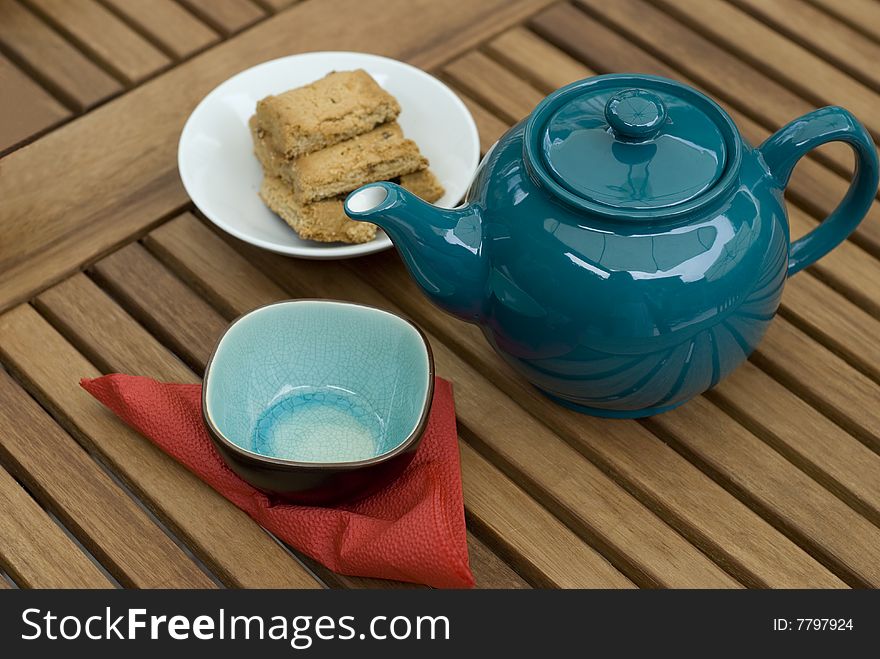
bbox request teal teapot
[345,74,878,418]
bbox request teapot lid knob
[605,89,667,141]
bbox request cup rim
[202,299,435,470]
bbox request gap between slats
[0,302,325,589]
[1,570,18,588]
[0,445,119,588]
[27,293,338,589]
[0,0,269,157]
[1,331,224,588]
[96,0,220,62]
[20,0,172,85]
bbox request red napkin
[81,374,474,589]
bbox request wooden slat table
[0,0,878,589]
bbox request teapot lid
[525,74,741,219]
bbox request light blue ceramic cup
[203,300,434,503]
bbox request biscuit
[248,117,428,204]
[399,169,445,203]
[251,119,427,204]
[260,175,378,244]
[259,169,444,244]
[255,70,401,158]
[287,123,428,203]
[250,116,289,180]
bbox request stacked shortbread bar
[251,70,444,243]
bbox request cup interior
[204,301,432,464]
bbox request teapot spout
[345,181,487,323]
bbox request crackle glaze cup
[203,300,433,503]
[345,73,879,418]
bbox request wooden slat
[26,0,170,84]
[787,202,880,310]
[403,0,558,72]
[176,0,264,35]
[101,0,219,59]
[0,54,68,151]
[0,369,216,588]
[459,442,632,588]
[564,0,807,123]
[144,214,284,320]
[0,299,322,588]
[487,26,590,88]
[144,214,637,588]
[253,0,298,12]
[781,268,880,383]
[730,0,880,92]
[567,0,851,175]
[92,244,226,370]
[710,362,880,526]
[37,276,192,382]
[786,155,880,259]
[807,0,880,43]
[754,318,880,452]
[0,461,111,588]
[464,534,529,589]
[450,88,509,154]
[649,0,880,140]
[646,396,880,587]
[445,51,544,124]
[0,0,120,109]
[0,0,562,314]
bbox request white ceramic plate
[178,52,480,259]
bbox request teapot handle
[759,107,878,276]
